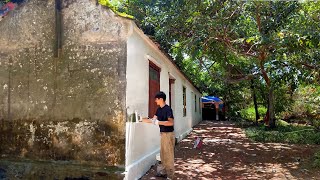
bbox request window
[195,95,197,112]
[183,86,186,116]
[149,66,160,81]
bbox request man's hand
[142,117,159,125]
[151,118,159,125]
[142,117,151,123]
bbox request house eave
[129,22,202,93]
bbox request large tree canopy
[103,0,320,127]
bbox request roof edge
[130,22,202,93]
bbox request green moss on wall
[98,0,134,19]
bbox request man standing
[143,91,175,179]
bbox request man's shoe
[155,173,167,178]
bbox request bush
[240,106,267,122]
[281,85,320,126]
[244,120,320,144]
[313,151,320,168]
[233,118,255,128]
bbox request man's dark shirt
[155,104,174,132]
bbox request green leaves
[246,36,257,43]
[118,0,319,120]
[98,0,134,19]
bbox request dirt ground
[141,121,320,180]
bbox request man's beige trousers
[160,132,175,179]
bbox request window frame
[183,86,186,117]
[195,94,197,112]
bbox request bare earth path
[141,121,320,180]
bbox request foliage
[0,0,9,4]
[273,84,295,115]
[313,151,320,168]
[0,0,26,4]
[240,106,267,122]
[98,0,134,19]
[280,84,320,129]
[245,120,320,144]
[112,0,319,127]
[295,85,320,117]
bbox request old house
[0,0,202,179]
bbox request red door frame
[169,79,175,107]
[149,61,161,117]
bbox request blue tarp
[201,96,221,103]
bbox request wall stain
[0,0,131,178]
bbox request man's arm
[159,108,174,126]
[142,115,157,123]
[142,117,174,126]
[158,117,174,126]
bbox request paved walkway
[141,121,320,180]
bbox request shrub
[240,106,267,122]
[244,121,320,144]
[281,85,320,126]
[313,151,320,168]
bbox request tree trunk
[251,79,260,125]
[268,86,276,128]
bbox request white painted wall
[124,22,202,179]
[125,23,160,180]
[172,78,202,142]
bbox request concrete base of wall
[0,158,124,180]
[176,128,193,143]
[124,127,194,179]
[124,148,160,180]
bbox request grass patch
[313,151,320,168]
[244,120,320,144]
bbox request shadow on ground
[141,121,320,180]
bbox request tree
[109,0,319,127]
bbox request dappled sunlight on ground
[141,121,320,179]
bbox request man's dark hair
[155,91,166,101]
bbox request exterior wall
[173,77,202,142]
[125,24,202,179]
[125,23,161,179]
[0,1,129,178]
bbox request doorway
[148,61,160,117]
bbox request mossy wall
[0,0,129,169]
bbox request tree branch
[301,63,319,70]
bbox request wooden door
[149,62,160,117]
